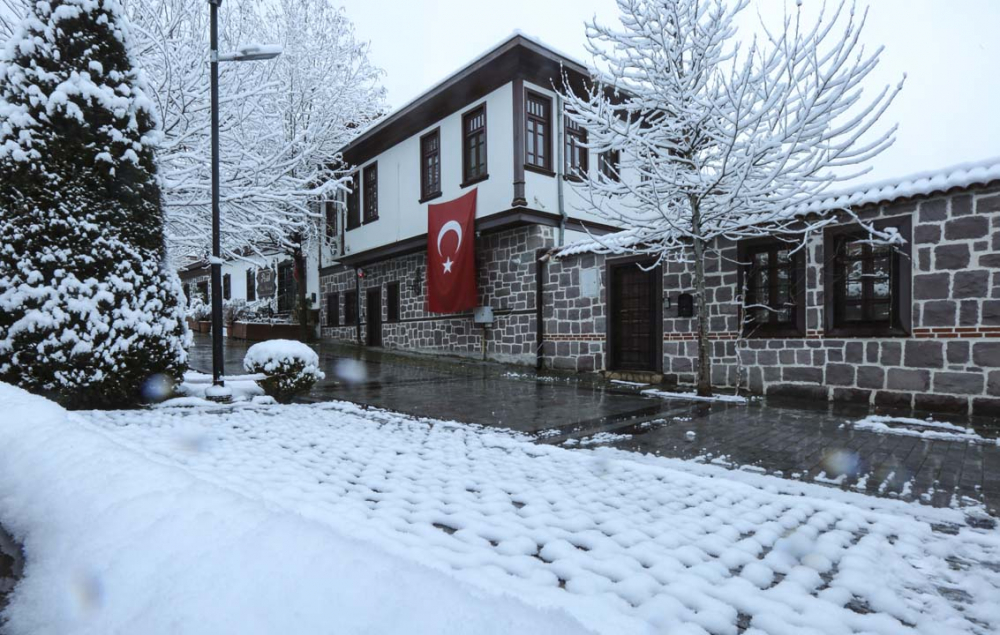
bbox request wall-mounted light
[664,295,672,309]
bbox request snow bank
[641,388,748,404]
[850,415,1000,446]
[0,383,591,635]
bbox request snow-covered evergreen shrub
[243,340,324,404]
[0,0,189,408]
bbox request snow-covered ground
[1,383,998,635]
[848,415,1000,446]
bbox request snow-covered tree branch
[123,0,385,262]
[561,0,902,395]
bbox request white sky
[339,0,1000,184]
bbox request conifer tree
[0,0,189,408]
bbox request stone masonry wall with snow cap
[320,225,552,364]
[544,182,1000,417]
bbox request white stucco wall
[342,83,516,257]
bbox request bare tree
[561,0,903,396]
[0,0,23,37]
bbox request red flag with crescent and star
[427,189,477,313]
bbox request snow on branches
[561,0,903,255]
[560,0,902,395]
[0,0,188,408]
[126,0,385,262]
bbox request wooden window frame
[461,104,488,187]
[222,273,231,300]
[824,215,912,337]
[363,162,378,224]
[346,171,361,230]
[524,90,553,175]
[276,262,296,314]
[324,199,337,239]
[564,115,588,181]
[599,150,620,182]
[386,281,400,323]
[326,293,339,327]
[419,128,442,203]
[343,289,358,326]
[736,237,806,338]
[245,269,256,302]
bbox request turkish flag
[427,189,477,313]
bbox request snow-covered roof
[338,31,590,159]
[790,156,1000,216]
[553,157,1000,259]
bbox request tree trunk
[689,198,712,397]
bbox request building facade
[315,33,1000,417]
[544,172,1000,417]
[318,34,624,358]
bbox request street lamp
[207,0,281,400]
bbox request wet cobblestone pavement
[189,335,1000,513]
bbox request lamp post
[208,0,281,398]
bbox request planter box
[229,321,311,342]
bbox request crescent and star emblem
[436,220,463,274]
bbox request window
[246,269,256,302]
[344,290,358,325]
[330,294,341,326]
[346,172,361,230]
[525,91,551,173]
[277,262,296,313]
[565,115,588,179]
[462,105,487,185]
[420,129,441,202]
[363,163,378,223]
[324,200,337,239]
[738,239,805,337]
[386,281,400,322]
[183,283,191,305]
[197,280,209,303]
[824,216,912,336]
[222,273,231,300]
[599,150,620,182]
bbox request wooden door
[366,288,382,347]
[609,263,659,371]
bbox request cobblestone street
[190,335,1000,513]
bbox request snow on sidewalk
[3,384,1000,635]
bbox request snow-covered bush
[0,0,189,408]
[243,340,324,403]
[186,297,211,321]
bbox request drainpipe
[555,94,567,247]
[355,266,361,345]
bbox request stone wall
[543,183,1000,416]
[319,225,552,364]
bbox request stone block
[766,383,828,401]
[973,342,1000,367]
[921,300,957,327]
[946,341,970,365]
[984,301,1000,325]
[918,198,948,222]
[913,273,951,300]
[932,371,984,395]
[887,368,930,391]
[950,194,973,216]
[972,398,1000,418]
[880,342,902,366]
[874,391,912,409]
[913,224,941,244]
[944,216,989,240]
[977,193,1000,215]
[988,370,1000,397]
[845,342,864,364]
[934,244,970,270]
[782,366,823,383]
[980,253,1000,268]
[914,393,968,415]
[825,363,855,386]
[903,340,944,368]
[960,301,980,326]
[832,388,871,404]
[857,366,885,389]
[953,270,990,298]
